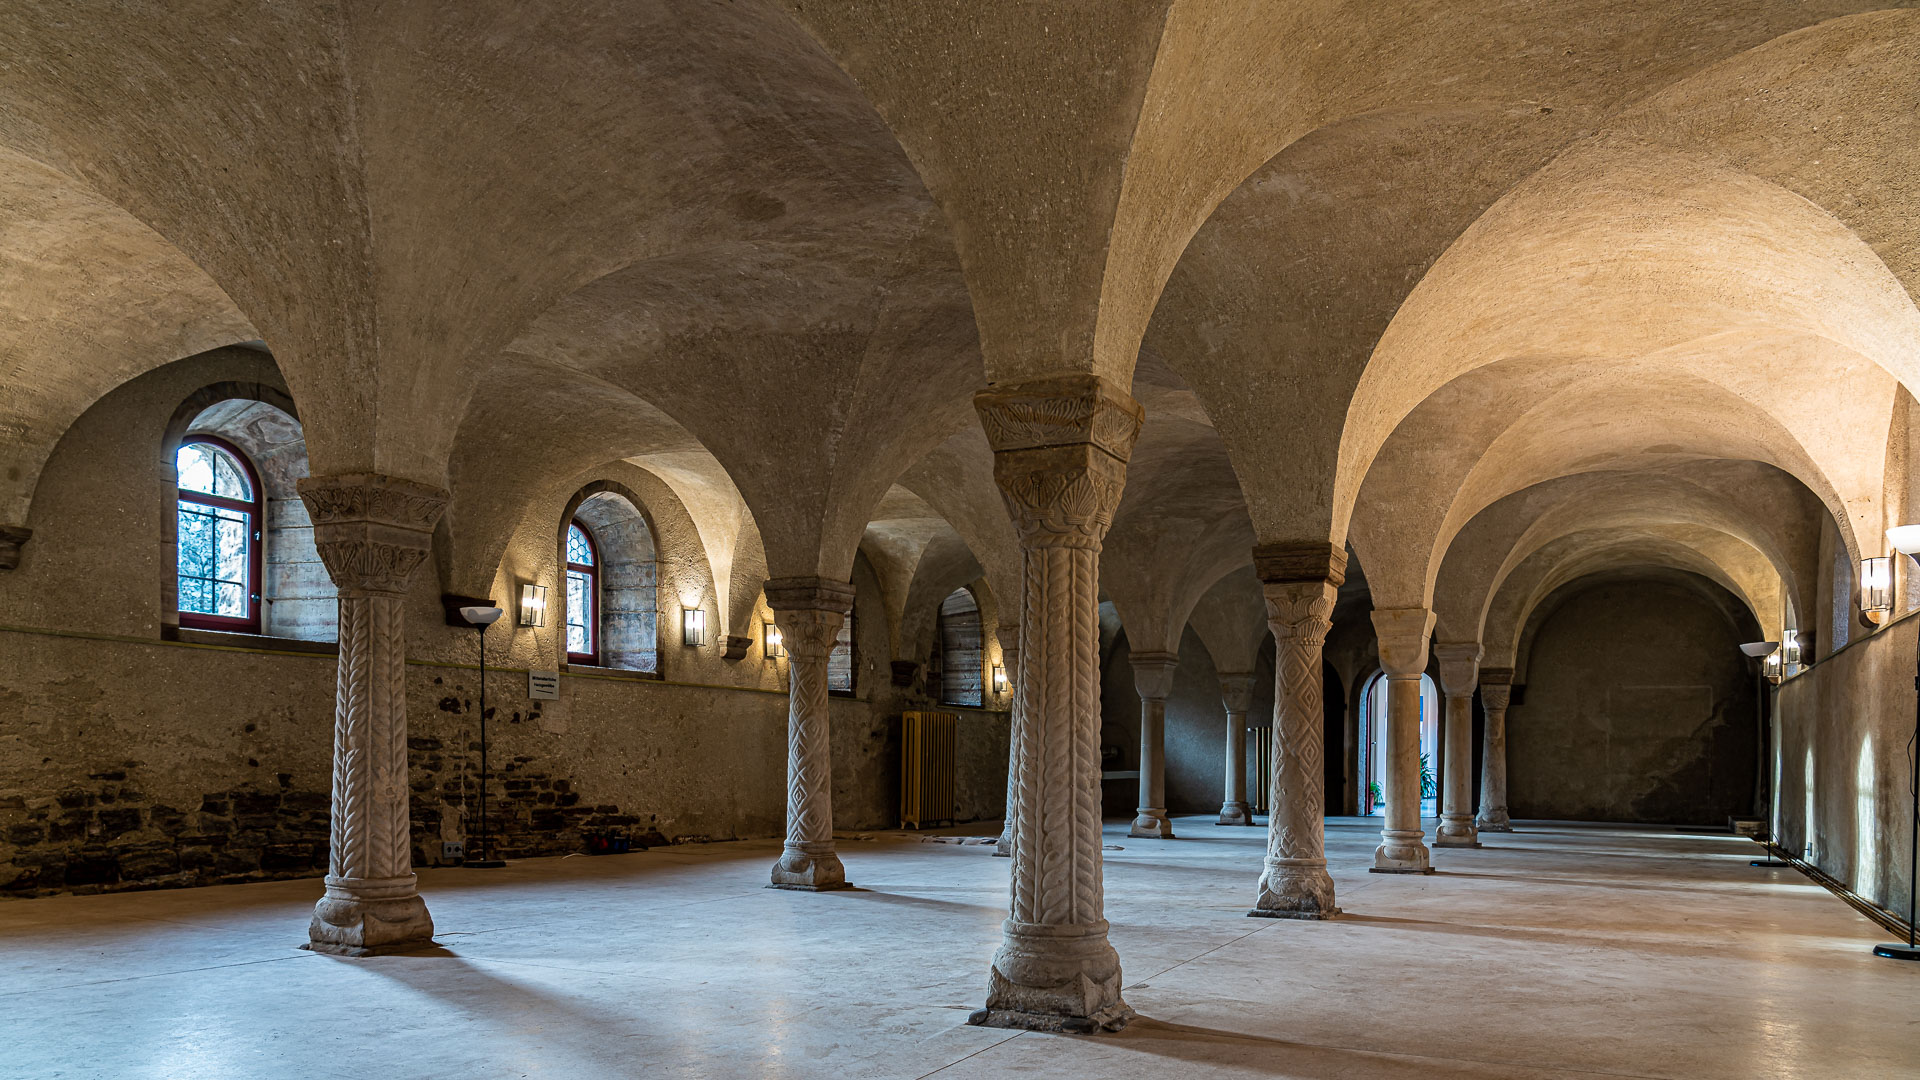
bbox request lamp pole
[459,605,506,869]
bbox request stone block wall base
[1128,813,1176,839]
[1216,802,1253,826]
[967,1006,1132,1034]
[1369,866,1437,875]
[770,850,847,891]
[1246,905,1341,921]
[307,892,434,955]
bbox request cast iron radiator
[1251,726,1274,814]
[901,710,958,829]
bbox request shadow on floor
[1070,1016,1572,1078]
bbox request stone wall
[1507,574,1760,825]
[1099,628,1276,818]
[1775,613,1916,927]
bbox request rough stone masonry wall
[1775,613,1917,929]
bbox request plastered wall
[1774,613,1916,927]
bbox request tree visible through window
[176,437,261,632]
[566,521,599,663]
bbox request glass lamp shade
[991,663,1007,693]
[682,606,706,647]
[764,621,784,659]
[1887,525,1920,555]
[1763,650,1783,683]
[1861,556,1893,622]
[518,582,548,627]
[1738,641,1779,658]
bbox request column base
[994,830,1012,858]
[1128,810,1175,839]
[1248,861,1339,919]
[1372,832,1432,873]
[971,920,1132,1034]
[1435,816,1480,847]
[1216,801,1253,826]
[305,876,435,956]
[769,844,848,891]
[1476,810,1513,832]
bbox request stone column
[968,373,1142,1034]
[1476,668,1515,832]
[995,622,1020,858]
[1127,651,1180,839]
[1370,607,1435,874]
[1432,643,1481,848]
[1216,672,1256,826]
[297,473,447,955]
[1249,543,1344,918]
[765,577,856,891]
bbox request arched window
[176,436,262,633]
[937,587,983,706]
[828,608,856,694]
[566,520,599,664]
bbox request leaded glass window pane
[567,567,594,657]
[177,499,251,618]
[567,524,594,566]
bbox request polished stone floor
[3,816,1912,1079]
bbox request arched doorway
[1358,670,1438,819]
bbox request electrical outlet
[443,840,465,861]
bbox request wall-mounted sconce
[1862,556,1893,625]
[518,582,548,628]
[1763,649,1783,684]
[991,663,1007,694]
[764,620,784,660]
[682,606,706,647]
[1780,629,1801,673]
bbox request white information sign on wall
[528,670,560,700]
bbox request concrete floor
[3,817,1913,1080]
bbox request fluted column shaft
[1371,608,1435,874]
[1476,669,1515,832]
[1250,543,1344,918]
[1216,673,1256,826]
[1128,651,1180,839]
[969,374,1141,1035]
[995,623,1020,858]
[1432,643,1482,848]
[298,473,447,955]
[765,578,855,891]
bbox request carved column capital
[763,576,857,615]
[1264,580,1338,645]
[1432,642,1482,697]
[297,474,448,595]
[1480,682,1512,712]
[0,524,30,570]
[1370,607,1435,677]
[975,375,1142,550]
[1217,672,1257,714]
[1129,650,1180,701]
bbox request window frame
[565,518,600,666]
[175,435,264,634]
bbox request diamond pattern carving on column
[1249,540,1343,919]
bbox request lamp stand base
[1750,858,1792,867]
[1872,942,1920,961]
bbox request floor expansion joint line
[914,1029,1027,1079]
[0,950,315,997]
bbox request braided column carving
[969,374,1140,1035]
[1371,607,1436,874]
[1476,669,1515,832]
[995,624,1020,858]
[1216,673,1256,826]
[1128,651,1180,840]
[298,473,446,955]
[1433,644,1482,848]
[1250,555,1341,919]
[765,577,854,891]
